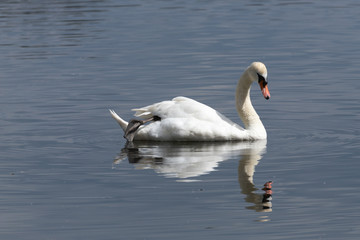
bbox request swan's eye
[257,73,267,87]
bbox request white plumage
[109,62,270,141]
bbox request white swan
[109,62,270,141]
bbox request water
[1,0,359,239]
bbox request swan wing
[132,96,236,125]
[131,97,246,141]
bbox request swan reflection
[114,140,272,211]
[237,141,273,213]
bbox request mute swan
[109,62,270,141]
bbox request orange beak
[259,82,270,100]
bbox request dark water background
[1,0,359,239]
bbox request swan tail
[109,109,128,132]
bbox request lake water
[1,0,359,239]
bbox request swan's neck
[235,72,266,139]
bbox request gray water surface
[1,0,359,239]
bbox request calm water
[1,0,359,239]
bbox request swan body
[110,62,270,141]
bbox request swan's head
[248,62,270,100]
